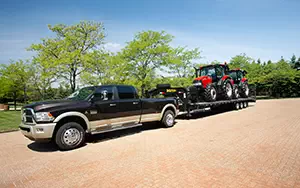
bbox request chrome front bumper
[19,122,56,141]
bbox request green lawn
[0,111,21,132]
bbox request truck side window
[94,87,114,101]
[117,86,136,99]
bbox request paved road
[1,99,300,188]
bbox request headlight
[34,112,55,122]
[193,82,202,86]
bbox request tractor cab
[193,64,230,87]
[228,69,248,85]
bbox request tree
[121,30,174,95]
[229,53,253,70]
[295,57,300,69]
[29,21,106,92]
[167,47,201,78]
[0,60,32,109]
[290,54,297,68]
[81,51,130,85]
[257,58,261,64]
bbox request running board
[90,123,143,135]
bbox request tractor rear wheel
[203,84,217,102]
[221,80,233,100]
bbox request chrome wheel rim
[245,85,249,96]
[211,87,217,100]
[244,102,247,108]
[226,83,232,97]
[166,114,174,126]
[236,103,239,109]
[63,128,81,146]
[235,88,239,98]
[239,103,243,108]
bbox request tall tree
[0,60,31,109]
[290,54,297,68]
[257,58,261,64]
[29,21,106,92]
[229,53,253,69]
[121,30,174,94]
[167,47,201,78]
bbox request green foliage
[1,21,300,103]
[29,21,106,92]
[121,30,175,94]
[166,47,201,77]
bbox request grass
[0,111,21,132]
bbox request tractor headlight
[35,112,55,122]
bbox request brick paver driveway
[1,99,300,188]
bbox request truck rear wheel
[162,110,175,128]
[55,122,85,150]
[203,84,217,102]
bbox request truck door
[89,86,119,130]
[116,85,141,126]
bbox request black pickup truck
[19,85,179,150]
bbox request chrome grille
[22,108,35,124]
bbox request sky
[0,0,300,65]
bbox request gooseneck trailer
[147,84,256,117]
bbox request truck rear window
[117,86,137,99]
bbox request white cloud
[103,42,123,53]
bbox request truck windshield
[67,87,95,100]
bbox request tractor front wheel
[240,82,249,98]
[203,84,217,102]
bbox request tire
[239,102,243,109]
[234,102,240,110]
[240,82,249,98]
[55,122,85,150]
[221,80,233,100]
[203,84,217,102]
[243,102,247,108]
[232,85,239,99]
[161,110,175,128]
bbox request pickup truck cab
[20,85,179,150]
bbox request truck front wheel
[55,122,85,150]
[162,110,175,128]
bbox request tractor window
[229,71,237,80]
[216,66,223,78]
[200,67,216,77]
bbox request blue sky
[0,0,300,65]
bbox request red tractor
[191,64,239,102]
[228,69,249,98]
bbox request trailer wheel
[239,102,243,109]
[162,110,175,128]
[234,103,240,110]
[243,102,247,108]
[203,84,217,102]
[246,102,249,107]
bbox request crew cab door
[116,86,141,125]
[89,86,119,130]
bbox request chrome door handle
[110,103,116,107]
[133,102,139,105]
